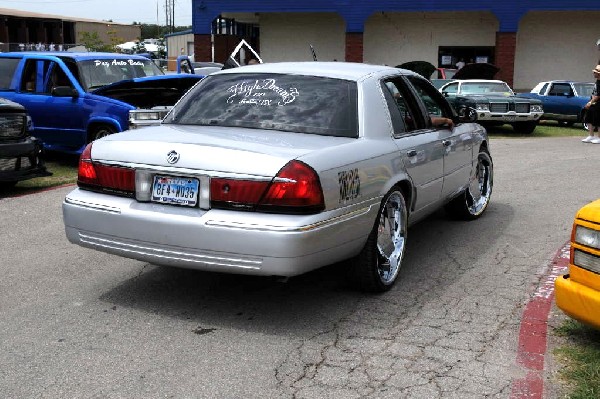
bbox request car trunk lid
[90,124,354,177]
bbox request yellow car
[555,199,600,329]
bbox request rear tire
[511,121,537,134]
[349,189,408,292]
[445,149,493,220]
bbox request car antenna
[310,45,318,61]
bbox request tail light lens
[77,143,135,197]
[210,160,325,214]
[211,178,270,210]
[259,161,325,213]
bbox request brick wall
[345,32,363,62]
[495,32,516,87]
[194,34,212,62]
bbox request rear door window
[164,73,359,138]
[382,77,422,134]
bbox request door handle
[442,140,452,147]
[407,149,417,157]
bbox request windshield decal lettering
[227,79,299,106]
[93,59,145,67]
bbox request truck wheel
[89,125,116,142]
[557,121,574,127]
[512,121,537,134]
[349,188,408,292]
[0,181,17,189]
[445,149,493,220]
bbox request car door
[12,57,85,149]
[404,75,474,200]
[544,82,580,118]
[382,77,444,213]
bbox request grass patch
[486,121,587,138]
[553,319,600,399]
[3,153,79,196]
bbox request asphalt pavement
[1,136,599,398]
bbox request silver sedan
[62,62,493,292]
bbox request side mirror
[456,105,477,123]
[52,86,79,98]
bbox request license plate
[152,176,199,207]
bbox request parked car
[62,62,493,292]
[0,97,51,187]
[0,52,203,155]
[440,79,543,133]
[516,81,594,129]
[555,199,600,330]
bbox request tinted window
[76,58,164,91]
[549,83,573,96]
[406,76,454,120]
[165,73,359,138]
[0,58,20,90]
[382,79,419,133]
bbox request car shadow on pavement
[98,202,514,336]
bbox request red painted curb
[510,243,570,399]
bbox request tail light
[77,143,135,197]
[210,160,325,214]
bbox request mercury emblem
[166,150,180,164]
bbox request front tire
[350,189,408,292]
[89,124,116,142]
[512,121,537,134]
[446,149,493,220]
[557,120,574,127]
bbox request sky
[0,0,193,26]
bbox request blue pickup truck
[0,52,203,154]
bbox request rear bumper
[555,274,600,330]
[0,137,52,182]
[62,188,377,277]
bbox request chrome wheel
[465,152,493,216]
[375,191,407,285]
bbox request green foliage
[138,24,192,40]
[78,31,119,52]
[553,320,600,399]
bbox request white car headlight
[132,112,161,121]
[475,103,489,111]
[574,225,600,250]
[530,105,543,112]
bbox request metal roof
[0,7,133,25]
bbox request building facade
[190,0,600,90]
[0,8,140,52]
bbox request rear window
[0,58,20,90]
[164,73,358,138]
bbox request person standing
[455,58,466,69]
[582,65,600,143]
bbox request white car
[62,62,492,292]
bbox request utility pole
[171,0,175,33]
